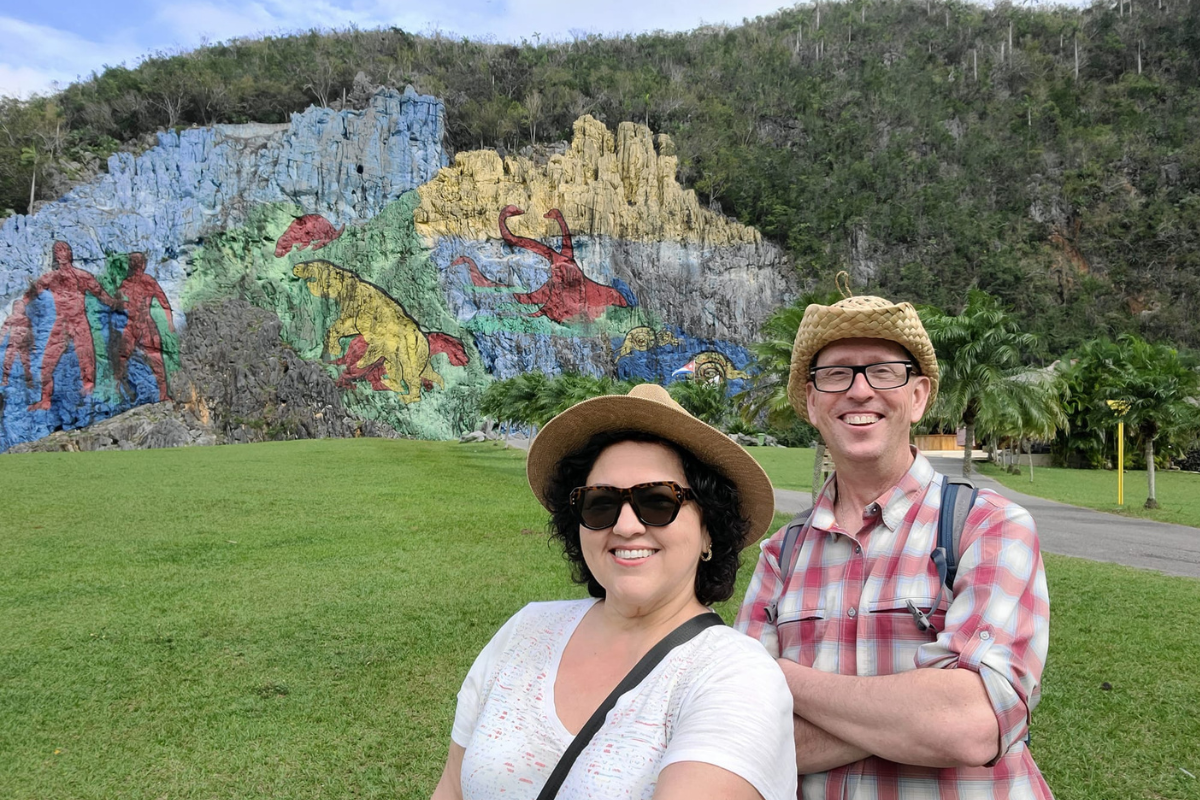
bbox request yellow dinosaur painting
[293,260,468,403]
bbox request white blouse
[452,599,797,800]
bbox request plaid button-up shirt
[735,452,1053,800]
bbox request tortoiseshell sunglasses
[569,481,696,530]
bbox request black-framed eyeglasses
[808,361,917,393]
[569,481,696,530]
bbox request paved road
[501,437,1199,579]
[774,456,1200,580]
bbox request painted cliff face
[0,245,178,443]
[0,90,791,451]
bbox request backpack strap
[940,475,979,590]
[910,474,978,632]
[764,507,813,624]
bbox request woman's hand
[430,743,465,800]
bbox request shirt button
[980,630,991,640]
[847,607,857,618]
[854,545,862,554]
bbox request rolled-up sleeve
[915,492,1050,760]
[734,525,788,658]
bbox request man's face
[805,337,930,468]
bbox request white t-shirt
[452,599,797,800]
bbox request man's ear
[909,375,932,423]
[805,380,818,422]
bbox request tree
[1065,335,1200,509]
[736,291,840,499]
[973,366,1067,482]
[667,379,731,428]
[921,289,1048,477]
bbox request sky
[1,0,798,98]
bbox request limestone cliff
[0,90,795,452]
[416,116,761,246]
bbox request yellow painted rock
[415,116,762,246]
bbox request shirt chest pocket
[776,606,826,668]
[860,594,944,676]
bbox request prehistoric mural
[0,89,794,451]
[0,242,179,448]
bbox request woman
[431,384,796,800]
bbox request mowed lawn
[978,462,1200,529]
[2,440,1198,799]
[746,446,817,492]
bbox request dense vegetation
[2,0,1199,350]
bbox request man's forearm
[793,713,871,774]
[779,660,1000,768]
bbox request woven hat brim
[526,394,776,548]
[786,302,940,423]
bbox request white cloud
[0,0,796,97]
[0,16,143,97]
[0,65,63,99]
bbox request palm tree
[973,365,1068,482]
[921,289,1049,477]
[1072,335,1200,509]
[737,292,841,501]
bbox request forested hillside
[3,0,1198,350]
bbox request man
[26,241,121,411]
[114,252,175,402]
[736,293,1052,799]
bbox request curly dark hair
[543,430,748,606]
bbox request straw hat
[526,383,776,547]
[787,294,939,423]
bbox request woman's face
[580,440,708,617]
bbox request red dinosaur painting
[275,214,345,258]
[458,207,636,324]
[453,256,506,288]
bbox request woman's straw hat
[526,383,776,547]
[787,294,940,423]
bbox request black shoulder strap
[937,476,978,590]
[778,507,814,580]
[534,612,725,800]
[764,507,814,625]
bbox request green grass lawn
[747,446,817,492]
[978,462,1200,529]
[2,440,1198,799]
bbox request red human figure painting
[1,296,34,388]
[26,241,121,411]
[495,206,633,323]
[115,252,176,401]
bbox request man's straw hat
[526,383,776,547]
[787,292,939,423]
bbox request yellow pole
[1117,420,1124,506]
[1107,400,1130,507]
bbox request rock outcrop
[416,116,762,246]
[5,401,216,453]
[173,298,400,443]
